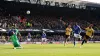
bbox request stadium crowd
[0,15,100,30]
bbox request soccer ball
[26,10,30,14]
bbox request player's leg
[11,34,22,49]
[64,35,69,46]
[80,35,88,48]
[64,37,66,46]
[64,35,67,46]
[81,37,86,45]
[73,34,77,47]
[73,37,76,47]
[43,38,47,44]
[41,38,45,45]
[41,38,43,45]
[66,38,69,44]
[79,35,82,40]
[44,38,47,43]
[73,34,82,47]
[13,40,22,49]
[81,35,89,45]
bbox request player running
[27,32,32,42]
[41,31,47,44]
[80,24,94,48]
[64,25,72,46]
[73,23,82,47]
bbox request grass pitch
[0,43,100,56]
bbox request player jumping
[80,24,94,48]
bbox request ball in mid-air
[26,10,30,14]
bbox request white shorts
[74,33,82,39]
[27,38,31,41]
[42,38,47,42]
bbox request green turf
[0,43,100,56]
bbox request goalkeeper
[8,29,22,49]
